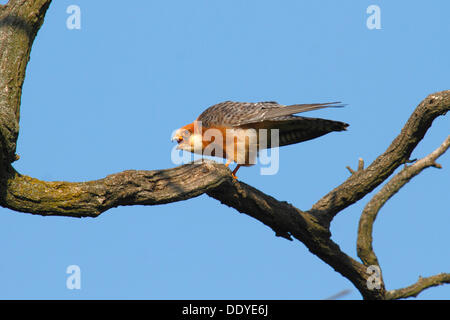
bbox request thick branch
[0,0,52,163]
[0,161,230,217]
[207,178,381,299]
[357,136,450,267]
[0,158,382,299]
[309,91,450,227]
[387,273,450,300]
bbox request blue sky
[0,0,449,299]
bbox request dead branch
[357,136,450,268]
[387,273,450,300]
[308,91,450,227]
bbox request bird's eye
[182,130,190,137]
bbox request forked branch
[357,135,450,267]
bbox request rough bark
[357,136,450,268]
[0,0,448,300]
[0,0,51,164]
[309,91,450,227]
[386,273,450,300]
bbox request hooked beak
[171,135,183,143]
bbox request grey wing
[196,101,274,128]
[237,101,344,126]
[196,101,344,128]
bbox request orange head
[171,122,203,153]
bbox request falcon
[172,101,348,178]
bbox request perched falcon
[172,101,349,178]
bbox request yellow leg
[225,159,232,167]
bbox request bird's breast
[199,127,259,165]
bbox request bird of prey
[172,101,348,178]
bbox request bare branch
[387,273,450,300]
[207,173,383,299]
[0,0,52,163]
[357,135,450,267]
[346,157,364,175]
[0,159,383,298]
[346,166,356,175]
[357,158,364,171]
[309,91,450,227]
[0,161,231,217]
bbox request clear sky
[0,0,449,300]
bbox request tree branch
[0,161,231,217]
[308,90,450,227]
[206,176,382,299]
[0,0,52,163]
[387,273,450,299]
[1,158,382,298]
[357,135,450,267]
[346,158,364,175]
